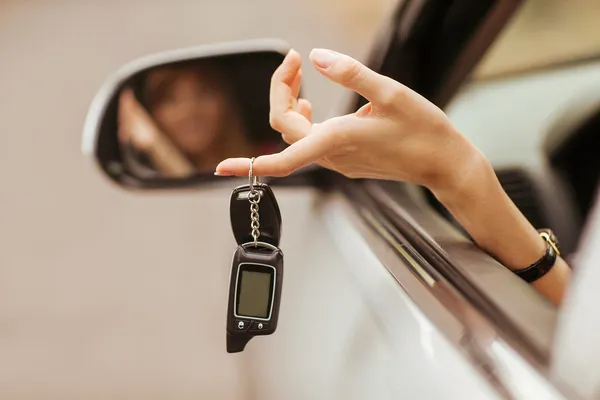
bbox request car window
[473,0,600,79]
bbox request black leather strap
[514,232,559,283]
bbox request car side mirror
[82,39,293,190]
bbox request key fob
[230,183,282,247]
[226,242,284,353]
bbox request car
[81,0,600,399]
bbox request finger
[119,89,133,111]
[355,102,372,117]
[269,49,311,142]
[309,48,403,104]
[291,68,302,100]
[118,126,129,143]
[216,123,337,177]
[118,90,134,142]
[297,99,312,123]
[121,88,134,101]
[117,119,129,142]
[270,49,302,116]
[281,134,293,145]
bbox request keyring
[249,157,259,192]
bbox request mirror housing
[82,39,292,190]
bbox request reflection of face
[144,65,230,158]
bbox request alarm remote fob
[226,158,284,353]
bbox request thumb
[309,48,401,105]
[215,121,339,177]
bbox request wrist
[428,134,492,206]
[430,144,547,270]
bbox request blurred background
[0,0,599,398]
[475,0,600,79]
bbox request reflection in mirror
[109,53,286,181]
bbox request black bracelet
[514,229,560,283]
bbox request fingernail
[284,49,300,65]
[310,48,338,69]
[214,171,233,176]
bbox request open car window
[349,0,580,386]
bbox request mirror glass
[98,52,287,184]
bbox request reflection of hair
[127,52,284,146]
[139,60,234,111]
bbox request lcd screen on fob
[236,264,274,319]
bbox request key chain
[226,158,284,353]
[248,159,261,247]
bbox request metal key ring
[249,157,259,192]
[241,241,279,252]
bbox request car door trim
[323,190,569,399]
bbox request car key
[226,158,284,353]
[229,182,281,248]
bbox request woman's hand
[118,89,161,151]
[215,49,486,196]
[216,48,571,305]
[118,88,195,177]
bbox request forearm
[432,147,571,305]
